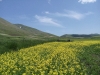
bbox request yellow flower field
[0,41,100,75]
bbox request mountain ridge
[61,34,100,38]
[0,17,57,38]
[1,17,100,38]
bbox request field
[0,35,58,54]
[0,40,100,75]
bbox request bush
[5,41,18,50]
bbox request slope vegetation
[0,18,28,36]
[14,24,56,38]
[0,18,57,38]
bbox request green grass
[0,35,59,54]
[0,34,100,55]
[78,43,100,75]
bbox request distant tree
[67,39,71,42]
[57,39,60,42]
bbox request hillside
[0,17,57,38]
[0,18,28,36]
[14,24,57,38]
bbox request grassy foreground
[0,41,100,75]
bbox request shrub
[5,41,18,50]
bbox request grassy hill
[0,18,28,36]
[14,24,57,38]
[0,17,57,38]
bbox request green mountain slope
[0,18,28,36]
[14,24,56,38]
[0,17,57,38]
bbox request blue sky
[0,0,100,36]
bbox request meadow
[0,40,100,75]
[0,35,57,54]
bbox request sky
[0,0,100,36]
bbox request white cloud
[78,0,96,4]
[35,15,64,28]
[45,10,93,20]
[84,12,93,15]
[45,11,50,14]
[56,10,84,20]
[48,0,51,4]
[0,0,2,1]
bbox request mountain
[14,24,57,38]
[61,34,100,38]
[0,18,28,36]
[0,17,57,38]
